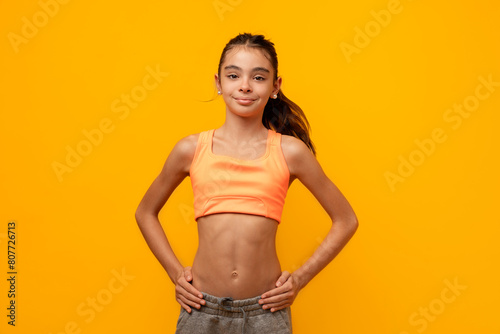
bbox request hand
[175,266,205,313]
[259,271,302,312]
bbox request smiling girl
[135,32,359,334]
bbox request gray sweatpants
[175,292,292,334]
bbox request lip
[234,97,256,105]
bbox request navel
[231,271,238,279]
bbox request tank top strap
[200,129,212,144]
[191,129,211,170]
[269,129,280,147]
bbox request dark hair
[216,32,316,156]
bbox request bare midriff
[191,212,282,300]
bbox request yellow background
[1,0,499,333]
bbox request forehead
[222,46,272,70]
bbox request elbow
[347,210,359,232]
[135,203,159,226]
[334,213,359,235]
[134,209,141,223]
[135,204,147,225]
[134,208,143,225]
[349,217,359,235]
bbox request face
[215,46,281,117]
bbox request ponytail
[263,90,316,156]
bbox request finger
[184,266,193,282]
[178,276,205,301]
[176,297,192,313]
[262,299,290,312]
[176,287,205,309]
[260,281,292,299]
[177,290,203,309]
[276,271,291,287]
[269,303,290,312]
[259,292,289,306]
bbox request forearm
[135,212,183,284]
[293,219,358,290]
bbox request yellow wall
[1,0,499,333]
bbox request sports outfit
[175,128,292,333]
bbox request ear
[214,74,221,92]
[273,76,282,95]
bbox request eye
[227,74,238,79]
[255,76,265,81]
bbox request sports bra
[189,128,290,224]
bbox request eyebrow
[223,65,270,74]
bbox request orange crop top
[189,128,290,224]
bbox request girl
[135,33,359,334]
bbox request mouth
[233,97,256,105]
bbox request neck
[218,112,268,143]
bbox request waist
[191,213,281,299]
[197,292,267,317]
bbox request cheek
[222,81,240,93]
[257,86,273,98]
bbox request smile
[234,98,256,105]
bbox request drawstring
[220,297,247,334]
[240,307,247,334]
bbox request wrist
[168,264,185,284]
[292,271,308,291]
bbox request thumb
[276,271,291,287]
[184,266,193,282]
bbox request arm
[135,134,205,313]
[260,136,359,311]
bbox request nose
[239,77,252,92]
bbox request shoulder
[173,132,200,156]
[163,131,204,175]
[279,133,317,178]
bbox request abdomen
[191,213,282,299]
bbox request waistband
[199,292,267,318]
